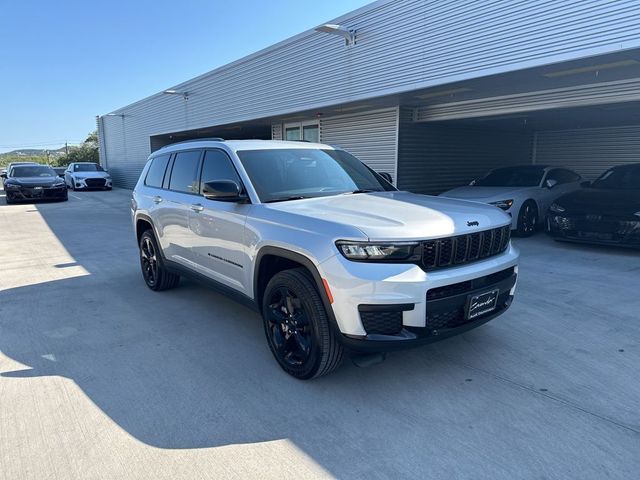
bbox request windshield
[475,166,545,187]
[236,148,396,202]
[74,163,103,172]
[592,165,640,190]
[11,165,56,177]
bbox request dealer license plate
[467,289,499,320]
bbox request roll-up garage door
[321,107,399,182]
[536,125,640,179]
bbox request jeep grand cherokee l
[131,139,519,379]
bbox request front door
[188,149,251,292]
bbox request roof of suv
[156,139,337,155]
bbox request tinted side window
[144,154,171,188]
[200,150,241,193]
[169,150,202,193]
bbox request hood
[265,191,510,240]
[440,185,535,202]
[73,171,109,179]
[555,188,640,216]
[6,176,62,186]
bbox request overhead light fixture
[415,87,471,100]
[163,89,189,99]
[315,24,356,46]
[543,59,639,78]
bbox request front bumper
[318,244,519,350]
[546,214,640,248]
[5,185,67,201]
[74,177,112,189]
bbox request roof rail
[160,137,225,148]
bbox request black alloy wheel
[516,200,538,237]
[262,268,343,379]
[140,234,158,288]
[139,230,180,291]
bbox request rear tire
[516,200,538,237]
[262,268,344,379]
[139,230,180,291]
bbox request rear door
[156,149,203,267]
[188,149,252,292]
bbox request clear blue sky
[0,0,372,153]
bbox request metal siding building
[101,0,640,190]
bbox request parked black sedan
[546,163,640,248]
[2,165,68,204]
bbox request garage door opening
[397,101,640,195]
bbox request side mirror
[580,180,591,187]
[0,173,6,179]
[202,180,244,201]
[378,171,393,183]
[545,179,558,189]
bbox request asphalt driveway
[0,188,638,479]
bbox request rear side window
[199,150,241,193]
[169,150,202,193]
[145,154,170,188]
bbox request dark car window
[74,163,104,172]
[11,165,56,177]
[145,154,171,188]
[236,148,395,202]
[169,150,202,193]
[546,168,581,185]
[199,150,241,193]
[592,165,640,190]
[476,166,546,187]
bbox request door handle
[153,196,163,204]
[191,203,204,213]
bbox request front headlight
[550,203,566,213]
[336,241,419,261]
[5,183,20,190]
[489,199,514,210]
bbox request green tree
[55,131,99,167]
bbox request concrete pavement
[0,188,638,479]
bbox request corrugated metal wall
[320,107,398,180]
[536,125,640,178]
[397,109,533,194]
[101,0,640,187]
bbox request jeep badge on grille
[467,220,479,227]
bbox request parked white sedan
[64,162,113,191]
[440,165,585,236]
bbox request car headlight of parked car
[4,183,20,190]
[336,241,420,261]
[549,203,566,213]
[489,199,513,210]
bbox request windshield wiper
[264,196,310,203]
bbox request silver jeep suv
[132,139,519,379]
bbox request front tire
[5,195,14,205]
[262,268,344,379]
[516,200,538,237]
[139,230,180,291]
